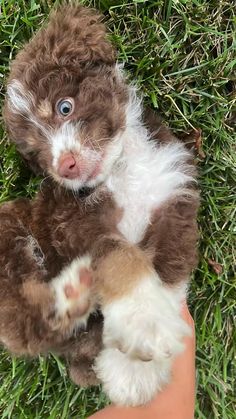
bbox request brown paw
[69,359,100,387]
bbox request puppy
[3,5,199,406]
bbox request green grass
[0,0,235,417]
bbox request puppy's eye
[57,98,74,117]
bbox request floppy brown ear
[43,4,116,68]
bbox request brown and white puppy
[4,5,199,406]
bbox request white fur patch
[95,275,189,406]
[26,235,45,268]
[7,80,34,114]
[7,79,49,136]
[105,88,196,243]
[50,121,82,169]
[95,348,171,407]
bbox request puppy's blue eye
[57,98,74,116]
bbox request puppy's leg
[93,195,198,406]
[88,234,190,406]
[53,314,103,387]
[50,233,189,405]
[141,194,199,286]
[0,203,54,355]
[0,202,92,355]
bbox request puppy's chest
[115,190,152,244]
[104,139,191,244]
[106,166,158,244]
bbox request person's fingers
[181,301,195,327]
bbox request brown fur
[0,185,115,382]
[1,4,199,387]
[92,238,154,302]
[141,195,199,284]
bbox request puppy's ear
[45,5,116,67]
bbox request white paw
[95,348,171,407]
[48,256,94,333]
[95,273,190,406]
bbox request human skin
[89,302,195,419]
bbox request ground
[0,0,235,418]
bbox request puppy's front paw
[95,273,190,406]
[95,347,171,407]
[47,256,94,334]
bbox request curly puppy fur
[4,5,125,177]
[0,188,107,385]
[3,4,199,406]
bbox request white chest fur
[106,126,194,244]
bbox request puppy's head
[4,5,129,189]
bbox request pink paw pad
[63,267,92,299]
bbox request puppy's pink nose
[58,154,80,179]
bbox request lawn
[0,0,235,418]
